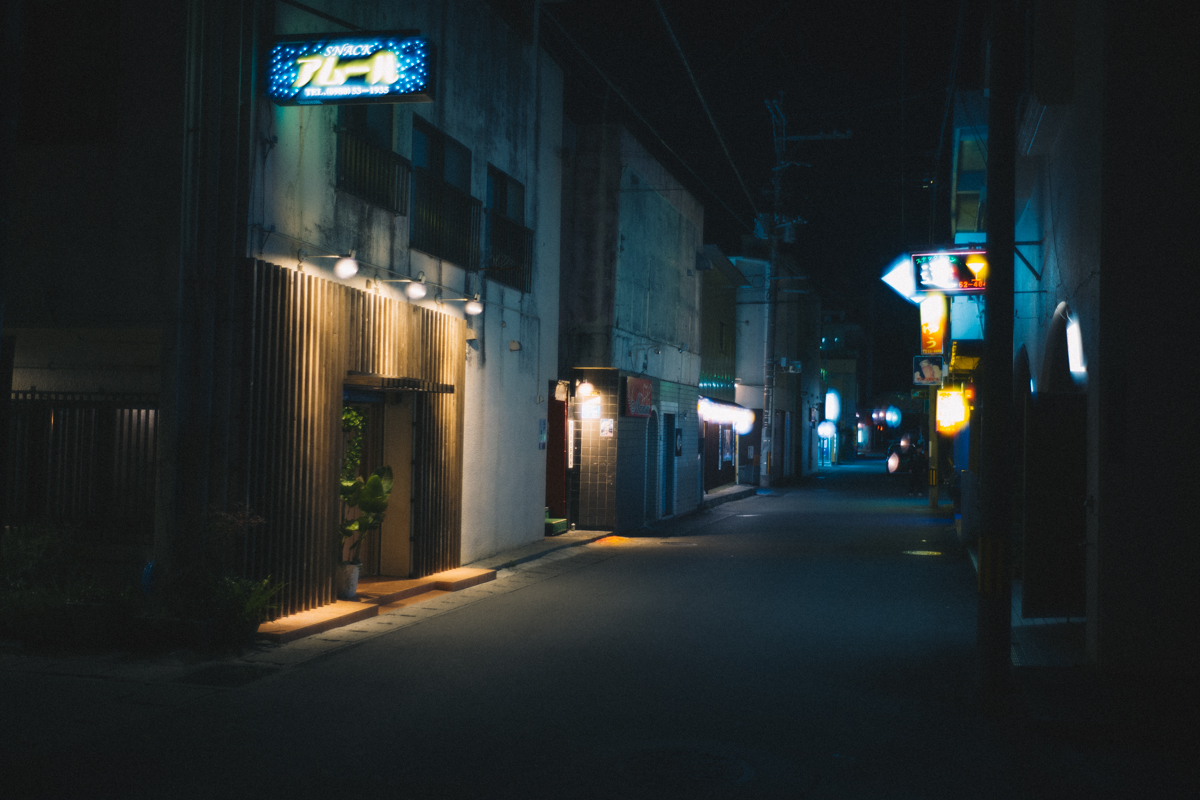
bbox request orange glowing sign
[936,388,968,432]
[920,295,946,355]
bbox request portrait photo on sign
[913,356,944,385]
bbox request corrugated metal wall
[245,261,465,616]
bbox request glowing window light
[697,397,755,435]
[1066,316,1086,381]
[825,390,841,422]
[936,388,967,433]
[817,420,836,439]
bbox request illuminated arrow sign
[267,32,434,105]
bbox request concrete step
[257,567,495,643]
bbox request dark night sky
[541,0,986,396]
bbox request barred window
[410,119,481,270]
[484,166,533,293]
[336,106,410,215]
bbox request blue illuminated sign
[267,32,433,105]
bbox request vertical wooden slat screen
[243,261,464,616]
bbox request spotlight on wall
[465,295,483,315]
[576,380,595,398]
[405,272,427,300]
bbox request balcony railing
[337,129,411,215]
[485,211,534,293]
[411,168,482,270]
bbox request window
[484,166,533,292]
[336,106,410,215]
[411,119,481,269]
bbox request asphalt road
[8,461,1193,798]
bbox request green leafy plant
[339,405,393,564]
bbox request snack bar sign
[625,377,653,417]
[267,32,434,105]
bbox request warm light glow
[817,420,836,439]
[697,397,755,435]
[334,257,358,279]
[592,536,632,547]
[965,254,988,280]
[825,390,841,422]
[405,278,427,300]
[936,388,967,433]
[576,381,595,398]
[920,294,946,355]
[464,297,483,315]
[887,452,900,473]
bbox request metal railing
[3,391,157,546]
[337,129,411,216]
[411,168,482,270]
[485,211,534,293]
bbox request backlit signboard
[912,251,987,294]
[936,388,968,432]
[625,377,652,417]
[919,295,946,355]
[913,356,944,386]
[267,32,434,105]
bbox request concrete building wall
[996,0,1199,675]
[4,1,187,392]
[261,0,562,565]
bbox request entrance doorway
[661,413,676,517]
[343,391,413,578]
[645,411,659,523]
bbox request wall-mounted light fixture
[297,247,358,278]
[406,272,427,300]
[436,293,483,315]
[576,380,595,398]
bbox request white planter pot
[336,562,360,599]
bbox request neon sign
[912,251,987,294]
[267,32,434,105]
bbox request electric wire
[541,7,753,233]
[653,0,759,220]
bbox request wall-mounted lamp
[576,380,595,397]
[298,247,358,278]
[406,272,427,300]
[438,293,483,315]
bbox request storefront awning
[345,372,454,394]
[697,396,755,434]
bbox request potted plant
[337,406,393,599]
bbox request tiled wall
[570,370,701,531]
[572,368,619,529]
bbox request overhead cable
[653,0,760,220]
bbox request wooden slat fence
[244,261,464,616]
[3,391,157,548]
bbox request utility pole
[762,97,849,487]
[978,0,1017,711]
